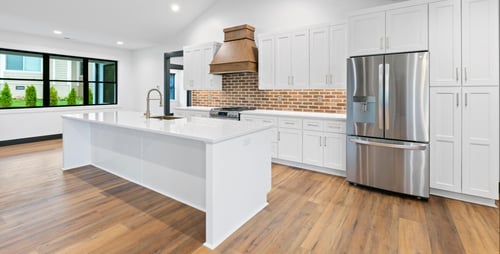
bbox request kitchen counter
[241,109,346,120]
[62,111,272,249]
[62,111,271,144]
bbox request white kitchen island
[62,111,272,249]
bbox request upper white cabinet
[348,4,428,56]
[257,23,347,90]
[275,30,309,89]
[183,42,222,90]
[430,0,499,87]
[258,35,275,89]
[310,24,347,89]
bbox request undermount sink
[150,115,183,120]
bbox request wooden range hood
[210,24,258,74]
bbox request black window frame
[0,48,118,110]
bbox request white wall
[0,29,135,141]
[132,0,404,112]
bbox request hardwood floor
[0,140,498,254]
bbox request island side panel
[204,129,272,249]
[62,118,91,170]
[142,132,207,211]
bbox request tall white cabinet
[429,0,499,203]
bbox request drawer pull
[307,124,319,127]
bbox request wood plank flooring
[0,140,498,254]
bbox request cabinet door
[462,87,499,199]
[461,0,499,86]
[202,46,222,90]
[386,5,428,53]
[330,24,347,88]
[309,26,330,88]
[302,130,323,167]
[429,0,462,86]
[348,12,386,56]
[290,30,309,88]
[323,132,346,171]
[183,49,196,90]
[258,35,275,89]
[429,87,462,192]
[278,128,302,162]
[275,33,292,88]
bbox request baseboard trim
[0,134,62,146]
[430,188,498,207]
[271,158,346,178]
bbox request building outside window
[169,73,175,100]
[0,48,117,109]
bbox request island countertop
[62,111,273,144]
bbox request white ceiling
[0,0,219,50]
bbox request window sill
[0,105,121,115]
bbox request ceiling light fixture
[53,30,63,35]
[171,4,180,12]
[116,41,124,45]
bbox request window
[169,73,175,100]
[6,54,42,72]
[1,51,44,108]
[0,48,117,109]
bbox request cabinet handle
[307,123,319,127]
[291,76,294,85]
[465,93,468,107]
[386,37,390,49]
[319,136,322,147]
[456,93,459,107]
[455,67,459,83]
[380,37,384,50]
[278,131,280,141]
[325,75,328,84]
[330,74,333,84]
[464,67,468,82]
[324,136,327,147]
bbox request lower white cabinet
[278,126,302,163]
[302,121,346,171]
[240,115,278,158]
[430,86,499,199]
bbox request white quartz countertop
[174,106,213,111]
[240,110,346,120]
[62,111,273,144]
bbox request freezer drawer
[346,136,429,198]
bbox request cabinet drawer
[324,121,346,133]
[303,119,323,131]
[279,118,302,129]
[260,117,277,126]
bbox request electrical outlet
[277,96,282,102]
[208,95,212,100]
[317,96,322,103]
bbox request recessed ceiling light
[171,4,180,12]
[116,41,124,45]
[53,30,63,35]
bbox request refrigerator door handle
[350,138,427,151]
[378,64,384,130]
[384,63,390,130]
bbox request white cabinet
[461,0,499,86]
[240,115,278,158]
[430,87,499,199]
[278,118,302,162]
[430,87,462,192]
[275,30,309,89]
[430,0,499,87]
[310,24,347,89]
[348,4,428,56]
[258,35,275,89]
[461,87,499,198]
[302,119,346,171]
[183,42,222,90]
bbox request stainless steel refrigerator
[346,52,430,198]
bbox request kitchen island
[62,111,273,249]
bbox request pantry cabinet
[430,86,499,199]
[183,42,222,90]
[348,4,428,56]
[430,0,499,87]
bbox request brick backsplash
[192,73,347,113]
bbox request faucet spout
[145,88,163,118]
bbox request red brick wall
[192,73,346,113]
